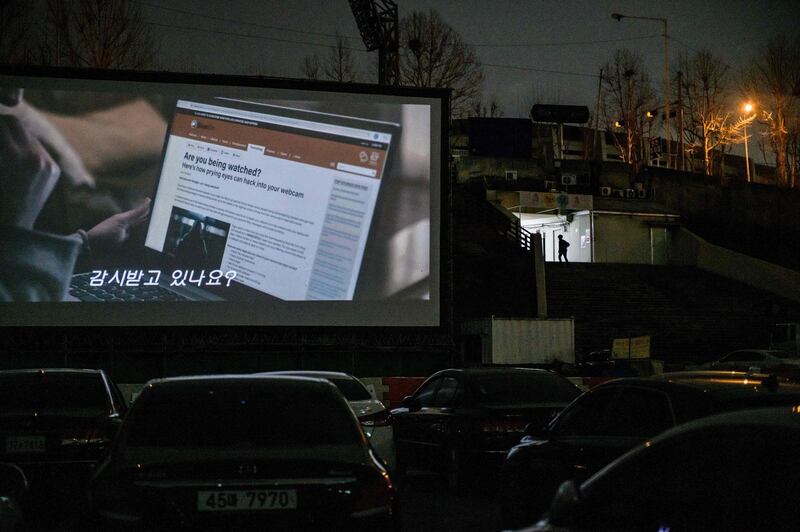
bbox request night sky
[143,0,797,117]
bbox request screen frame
[0,65,452,333]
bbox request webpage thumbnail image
[163,207,230,272]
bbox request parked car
[0,463,27,531]
[391,367,581,492]
[500,371,800,528]
[0,369,127,512]
[263,371,395,471]
[700,348,800,375]
[90,375,398,530]
[523,406,800,531]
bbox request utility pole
[594,67,603,161]
[677,70,683,171]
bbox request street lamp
[612,12,670,169]
[742,102,755,182]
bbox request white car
[702,349,799,373]
[264,371,396,471]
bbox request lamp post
[742,102,754,182]
[612,13,670,169]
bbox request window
[470,372,581,405]
[432,377,460,407]
[0,372,110,415]
[552,388,619,437]
[604,387,674,437]
[415,378,441,408]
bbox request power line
[469,34,662,48]
[481,62,598,79]
[136,1,363,44]
[144,21,369,53]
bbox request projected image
[0,76,440,326]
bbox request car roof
[259,370,356,380]
[143,374,333,389]
[0,368,104,375]
[431,367,558,378]
[583,406,800,492]
[596,371,800,395]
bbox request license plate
[197,490,297,512]
[5,435,46,453]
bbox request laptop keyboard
[69,274,190,302]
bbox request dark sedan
[0,369,127,514]
[500,371,800,528]
[391,368,581,492]
[90,375,397,530]
[525,406,800,531]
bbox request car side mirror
[401,395,421,412]
[549,479,581,526]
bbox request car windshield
[125,382,361,448]
[328,377,371,401]
[469,372,581,405]
[0,372,110,415]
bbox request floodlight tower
[349,0,399,85]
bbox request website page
[145,100,393,301]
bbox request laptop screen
[145,98,397,301]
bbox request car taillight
[353,469,393,516]
[359,409,393,427]
[480,419,527,433]
[60,428,110,446]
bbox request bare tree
[42,0,157,69]
[678,50,745,177]
[741,33,800,188]
[323,33,359,83]
[600,49,656,168]
[471,96,504,118]
[300,53,322,80]
[398,9,483,118]
[300,34,359,83]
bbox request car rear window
[469,372,581,405]
[327,377,371,401]
[125,382,362,448]
[0,372,109,414]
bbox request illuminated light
[645,441,652,448]
[743,102,754,114]
[136,464,142,469]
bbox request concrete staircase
[545,263,799,364]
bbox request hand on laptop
[86,198,151,253]
[0,113,61,230]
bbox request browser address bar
[178,100,386,142]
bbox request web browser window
[145,99,397,301]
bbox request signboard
[612,336,651,359]
[519,192,593,211]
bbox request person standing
[557,234,570,263]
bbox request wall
[593,214,654,264]
[650,171,800,271]
[670,227,800,303]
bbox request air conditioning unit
[544,180,556,191]
[600,186,612,197]
[634,182,645,191]
[637,189,647,199]
[561,174,577,185]
[614,189,626,198]
[626,189,636,199]
[505,170,518,180]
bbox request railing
[460,188,535,252]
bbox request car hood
[348,399,386,418]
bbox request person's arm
[0,227,82,301]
